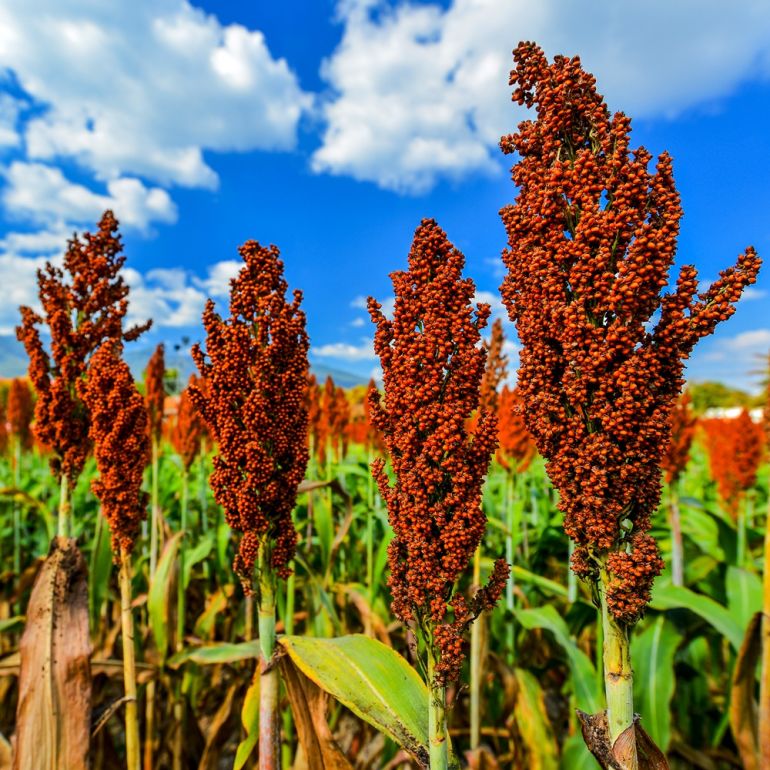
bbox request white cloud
[0,250,59,334]
[0,94,24,148]
[350,317,366,327]
[193,259,242,299]
[2,161,177,231]
[314,0,770,192]
[688,327,770,391]
[312,339,377,361]
[0,0,312,188]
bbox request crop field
[0,37,768,770]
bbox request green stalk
[428,650,448,770]
[119,546,140,770]
[57,472,70,539]
[258,544,280,770]
[758,494,770,766]
[149,436,160,577]
[198,445,208,533]
[567,539,578,602]
[669,481,684,586]
[737,496,746,568]
[366,446,375,612]
[12,437,21,579]
[469,547,482,751]
[599,569,635,762]
[176,469,188,648]
[282,565,296,769]
[505,473,515,664]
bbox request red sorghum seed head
[171,374,207,471]
[496,385,536,473]
[7,378,35,451]
[79,341,150,556]
[479,318,508,414]
[702,412,763,518]
[190,240,309,590]
[368,218,509,685]
[499,42,760,624]
[661,392,697,486]
[145,344,166,444]
[16,210,151,482]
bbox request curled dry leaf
[577,711,669,770]
[729,610,762,770]
[13,537,91,770]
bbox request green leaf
[631,615,682,750]
[233,673,260,770]
[726,567,763,635]
[147,531,183,660]
[168,640,261,668]
[279,634,431,764]
[560,733,597,770]
[514,668,559,769]
[650,583,743,650]
[182,533,214,589]
[88,513,113,628]
[515,606,600,713]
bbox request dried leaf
[576,711,669,770]
[279,654,354,770]
[465,746,501,769]
[729,610,762,770]
[197,683,237,770]
[13,537,91,770]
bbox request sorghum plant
[144,343,166,577]
[79,340,150,770]
[7,378,34,579]
[190,240,309,770]
[368,219,509,769]
[479,318,508,414]
[499,42,760,766]
[661,392,697,584]
[16,210,150,536]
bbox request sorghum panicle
[171,374,207,471]
[702,412,764,518]
[190,241,309,588]
[497,385,536,473]
[368,218,509,685]
[661,392,697,486]
[16,211,151,481]
[145,344,166,443]
[479,318,508,414]
[79,342,150,555]
[499,43,760,624]
[7,379,35,451]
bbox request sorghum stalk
[58,473,70,539]
[759,491,770,765]
[79,341,150,770]
[500,42,760,764]
[369,220,509,768]
[119,545,140,770]
[469,546,482,750]
[13,437,21,578]
[258,542,280,770]
[190,240,310,770]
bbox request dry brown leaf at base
[577,711,669,770]
[13,536,92,770]
[279,654,354,770]
[729,610,762,770]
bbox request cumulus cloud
[0,0,311,189]
[688,327,770,391]
[312,339,377,361]
[0,94,24,148]
[0,250,58,334]
[314,0,770,192]
[1,161,177,231]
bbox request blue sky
[1,0,769,390]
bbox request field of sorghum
[0,41,768,770]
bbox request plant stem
[505,473,515,664]
[282,565,296,770]
[567,539,578,602]
[737,497,746,568]
[258,544,280,770]
[199,439,208,533]
[669,482,684,586]
[149,437,160,577]
[758,495,770,766]
[12,437,21,581]
[119,546,140,770]
[428,651,448,770]
[57,472,70,539]
[599,570,636,765]
[470,546,482,751]
[177,470,188,649]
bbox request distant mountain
[0,334,370,390]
